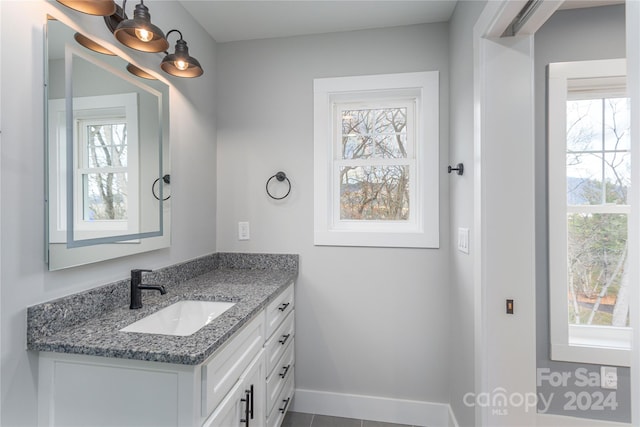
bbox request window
[76,117,129,225]
[48,93,140,243]
[548,58,631,366]
[314,71,439,248]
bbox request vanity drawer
[265,283,294,338]
[266,338,294,415]
[264,310,294,375]
[201,313,265,417]
[267,372,295,427]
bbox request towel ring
[152,174,171,201]
[266,171,291,200]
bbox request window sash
[77,120,128,175]
[336,100,415,160]
[567,204,629,214]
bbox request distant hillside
[566,176,627,205]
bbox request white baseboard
[448,405,460,427]
[536,413,631,427]
[290,388,451,427]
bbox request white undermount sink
[120,300,236,336]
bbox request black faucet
[130,269,167,309]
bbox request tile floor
[282,411,415,427]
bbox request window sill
[314,229,438,248]
[551,340,630,367]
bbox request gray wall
[0,1,217,425]
[447,2,486,426]
[534,5,631,422]
[215,24,452,405]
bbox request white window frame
[48,93,140,243]
[313,71,439,248]
[548,58,631,367]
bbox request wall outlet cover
[457,227,470,254]
[238,222,250,240]
[601,366,617,390]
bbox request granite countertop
[27,253,298,365]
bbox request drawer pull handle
[279,364,291,379]
[279,397,291,414]
[278,334,291,345]
[278,302,290,312]
[248,384,254,419]
[240,388,251,427]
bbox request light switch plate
[601,366,617,390]
[458,227,470,254]
[238,222,250,240]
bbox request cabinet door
[239,350,266,427]
[202,313,265,417]
[202,381,243,427]
[204,351,266,427]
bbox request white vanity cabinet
[37,283,295,427]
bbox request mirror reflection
[46,18,170,270]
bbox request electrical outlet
[238,222,250,240]
[506,299,514,314]
[601,366,617,390]
[458,227,470,254]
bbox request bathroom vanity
[28,253,297,427]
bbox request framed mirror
[46,17,171,270]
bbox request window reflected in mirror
[45,17,170,270]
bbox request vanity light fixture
[56,0,116,16]
[74,33,116,55]
[57,0,202,80]
[126,63,157,80]
[160,30,203,78]
[113,0,169,53]
[103,2,128,33]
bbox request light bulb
[174,59,189,71]
[135,28,153,42]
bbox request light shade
[126,63,157,80]
[74,33,116,56]
[161,37,203,78]
[113,1,168,53]
[56,0,116,16]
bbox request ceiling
[558,0,624,10]
[177,0,625,44]
[177,1,459,43]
